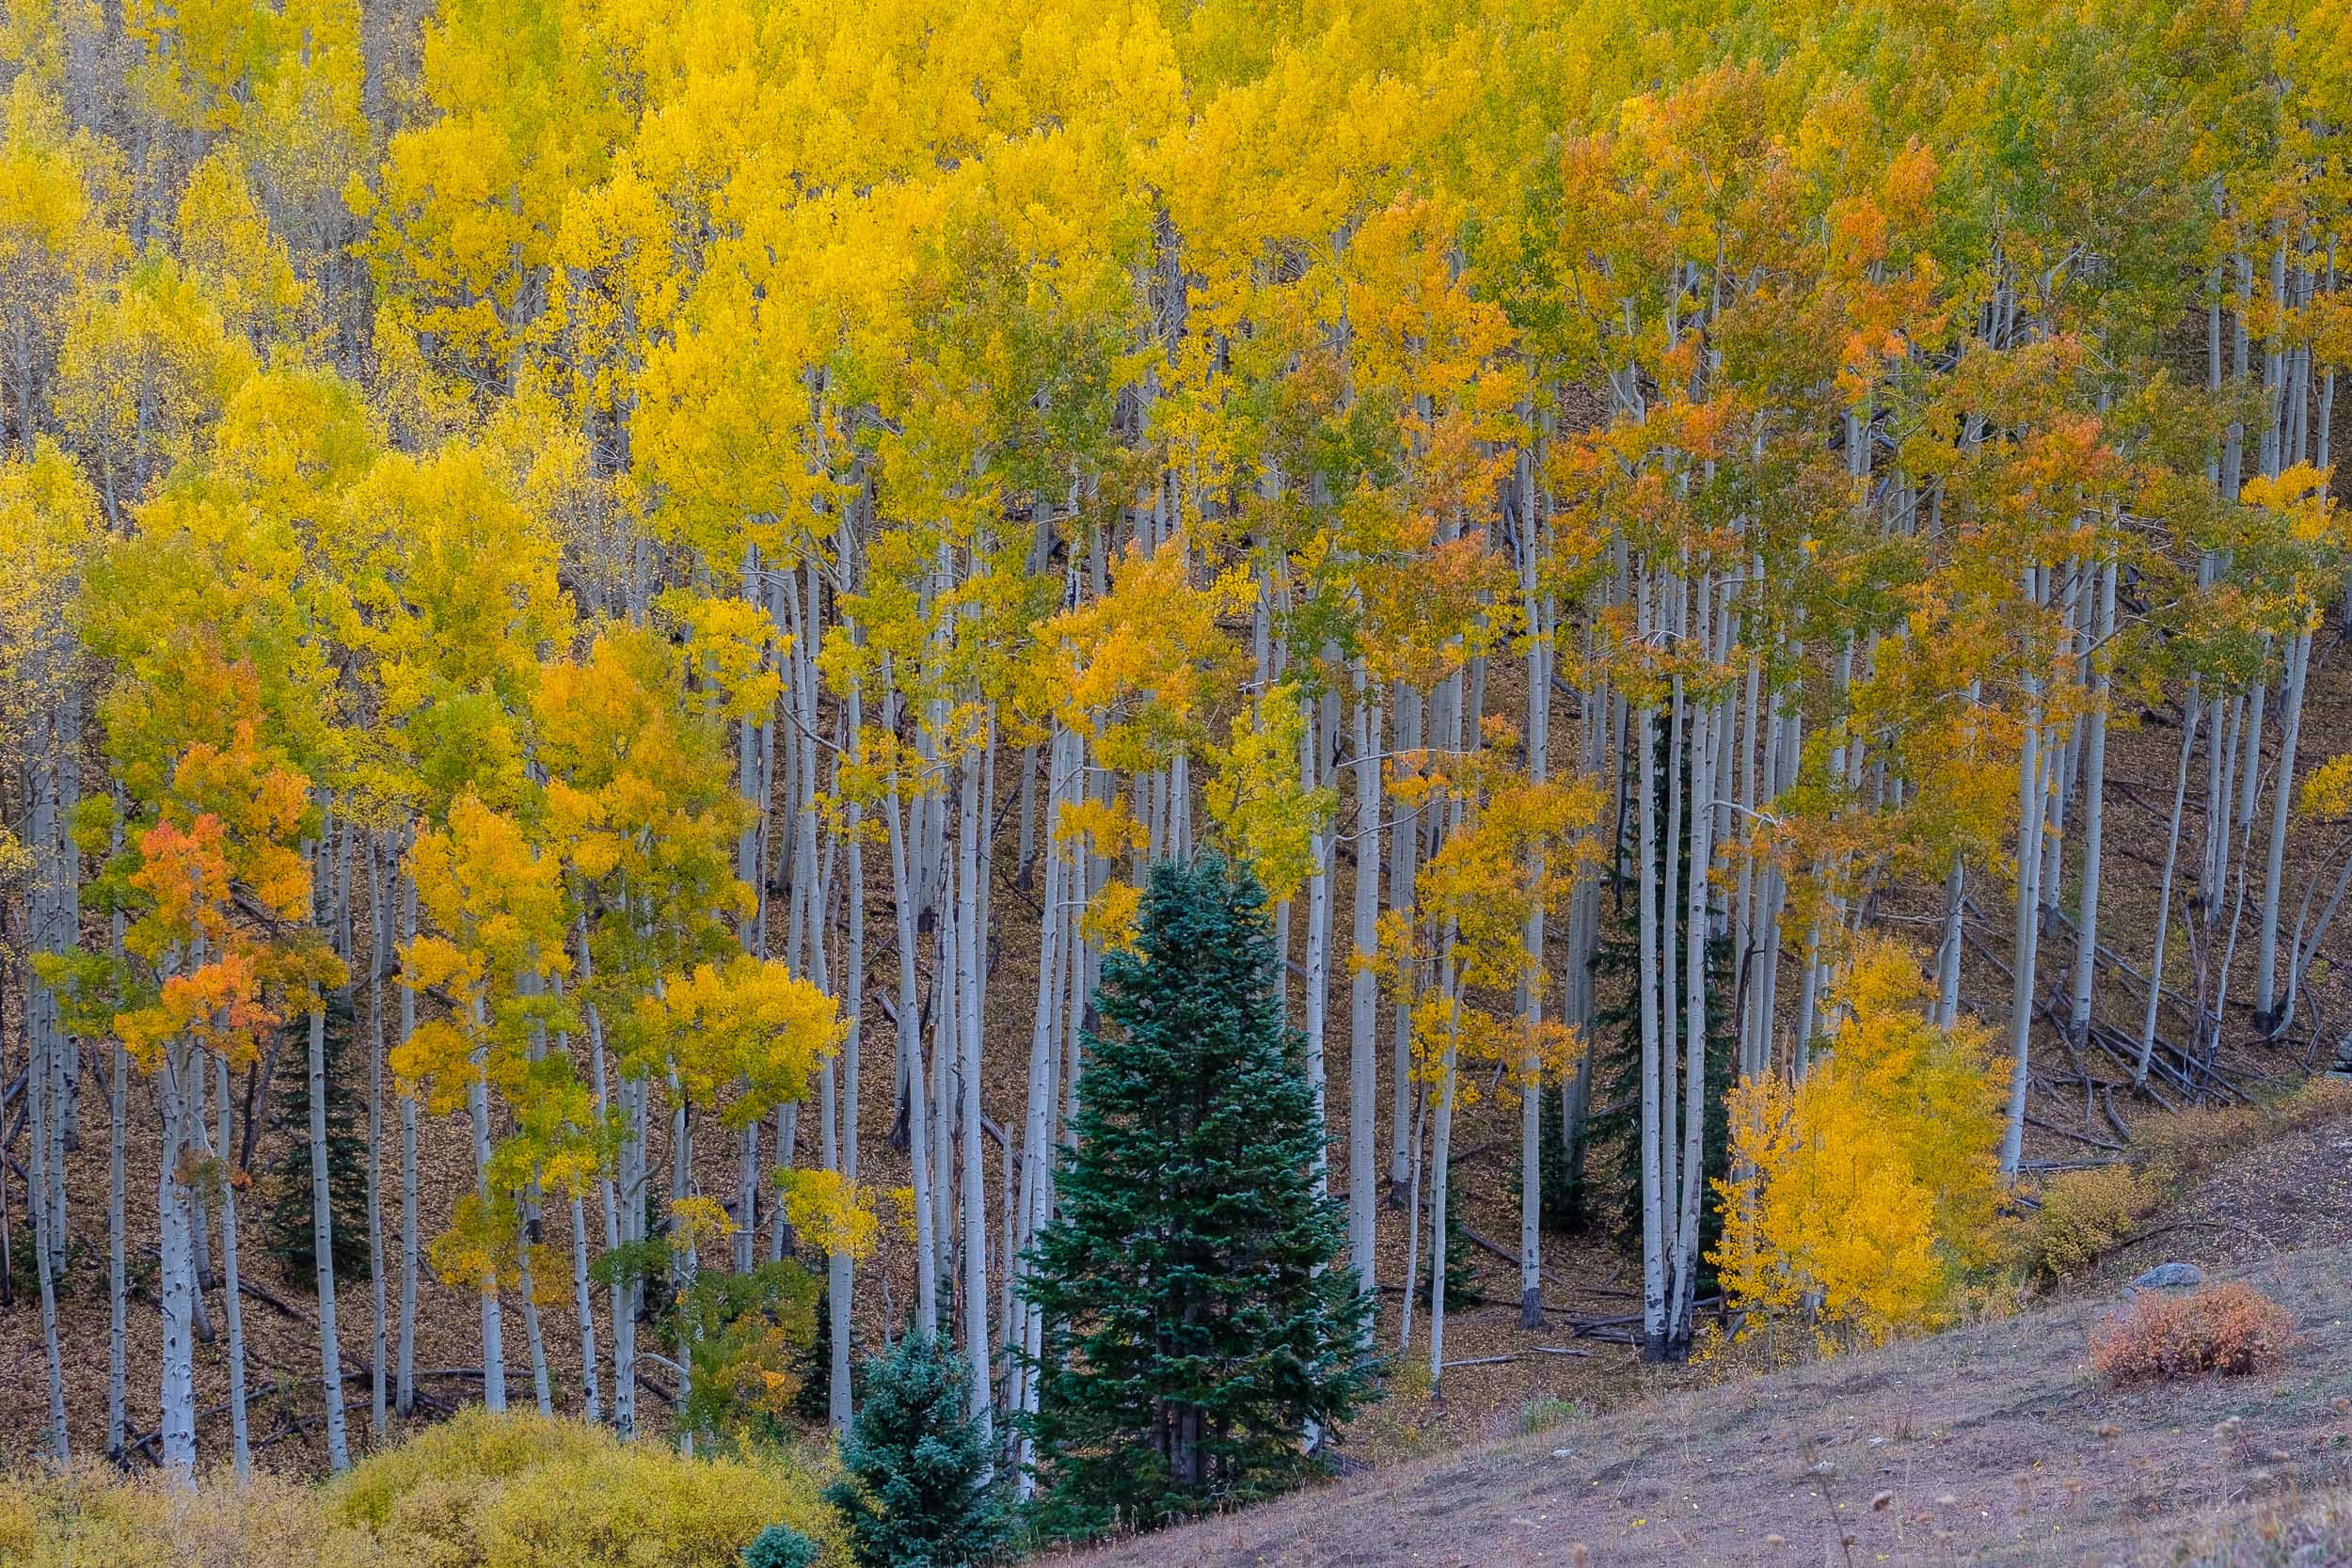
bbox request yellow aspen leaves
[633,955,841,1125]
[1711,939,2005,1349]
[774,1169,882,1261]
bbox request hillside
[1066,1115,2352,1568]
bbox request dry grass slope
[1063,1120,2352,1568]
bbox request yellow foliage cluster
[0,1409,843,1568]
[1711,939,2006,1349]
[775,1168,882,1261]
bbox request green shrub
[1518,1396,1578,1436]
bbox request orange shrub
[2090,1283,2296,1384]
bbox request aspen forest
[6,0,2352,1561]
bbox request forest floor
[1063,1110,2352,1568]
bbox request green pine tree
[1018,855,1376,1540]
[1419,1168,1478,1309]
[261,992,372,1287]
[792,1287,859,1427]
[823,1331,1009,1568]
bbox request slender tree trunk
[1636,571,1669,1362]
[1347,673,1381,1308]
[107,1031,128,1458]
[2255,629,2312,1029]
[2000,644,2046,1184]
[956,734,995,1477]
[1518,584,1550,1330]
[397,862,420,1416]
[157,1036,199,1475]
[28,992,68,1464]
[2068,562,2116,1049]
[1389,685,1422,1192]
[308,1002,353,1467]
[215,1051,250,1478]
[365,841,389,1436]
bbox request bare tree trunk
[397,861,420,1416]
[1636,570,1669,1362]
[215,1051,250,1477]
[1389,685,1422,1191]
[2068,562,2116,1050]
[365,839,389,1436]
[157,1035,199,1474]
[956,733,995,1478]
[2254,629,2312,1029]
[2000,626,2046,1184]
[1347,673,1381,1308]
[310,1002,352,1467]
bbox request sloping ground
[1066,1127,2352,1568]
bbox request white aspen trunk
[2140,693,2202,1085]
[1518,584,1551,1330]
[1672,588,1716,1351]
[1010,730,1067,1416]
[28,993,68,1464]
[1389,685,1422,1189]
[2068,562,2116,1048]
[831,690,866,1434]
[883,735,939,1333]
[1426,978,1459,1396]
[214,1051,250,1477]
[570,1182,600,1422]
[365,839,389,1436]
[737,544,766,1276]
[189,1058,216,1344]
[469,1006,506,1412]
[612,1072,643,1440]
[1301,690,1332,1191]
[157,1036,199,1475]
[1635,573,1668,1362]
[517,999,553,1420]
[956,734,995,1478]
[107,1031,127,1458]
[2000,649,2046,1184]
[310,1002,352,1468]
[2254,629,2313,1028]
[1397,1080,1426,1354]
[1347,672,1381,1307]
[397,861,420,1416]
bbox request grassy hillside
[1063,1116,2352,1568]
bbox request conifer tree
[1019,856,1375,1538]
[823,1332,1008,1568]
[262,992,372,1286]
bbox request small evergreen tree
[741,1524,819,1568]
[261,992,371,1285]
[791,1286,837,1426]
[823,1331,1007,1568]
[1019,856,1375,1539]
[1419,1170,1478,1309]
